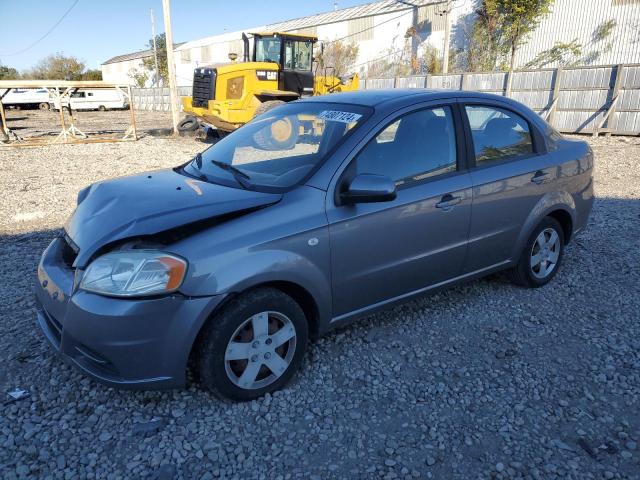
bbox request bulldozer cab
[251,32,317,96]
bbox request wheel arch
[547,208,573,244]
[186,279,322,375]
[513,192,577,260]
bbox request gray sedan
[34,90,593,400]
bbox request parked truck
[180,31,359,134]
[51,89,128,111]
[1,88,51,110]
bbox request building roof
[102,0,437,65]
[102,43,185,65]
[265,0,432,32]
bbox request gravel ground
[0,131,639,480]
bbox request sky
[0,0,374,71]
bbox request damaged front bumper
[34,236,225,389]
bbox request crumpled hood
[65,168,281,267]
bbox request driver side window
[355,106,458,187]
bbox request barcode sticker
[318,110,362,124]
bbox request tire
[254,100,285,118]
[38,102,50,110]
[98,105,107,112]
[196,288,308,401]
[177,116,199,133]
[508,216,565,288]
[253,100,299,150]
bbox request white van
[1,88,51,110]
[52,89,128,111]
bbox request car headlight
[80,251,187,297]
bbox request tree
[524,39,582,68]
[26,53,86,80]
[466,0,509,71]
[458,0,552,73]
[316,40,359,78]
[422,44,443,74]
[497,0,553,74]
[81,69,102,80]
[142,33,167,85]
[0,63,19,80]
[128,69,149,88]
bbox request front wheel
[509,216,565,288]
[196,288,308,401]
[38,102,50,110]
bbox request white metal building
[101,43,184,87]
[102,49,155,86]
[102,0,640,87]
[513,0,640,67]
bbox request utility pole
[442,0,451,74]
[161,0,180,135]
[150,9,160,86]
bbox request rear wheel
[38,102,50,110]
[509,217,564,288]
[98,105,107,112]
[196,288,308,401]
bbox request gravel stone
[1,118,639,479]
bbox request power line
[0,0,80,57]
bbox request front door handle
[531,171,550,184]
[435,194,462,210]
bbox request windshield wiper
[211,160,252,189]
[194,152,203,168]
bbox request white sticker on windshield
[318,110,362,124]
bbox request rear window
[465,105,533,164]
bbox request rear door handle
[435,194,462,210]
[531,171,550,184]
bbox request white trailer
[51,89,128,111]
[0,88,51,110]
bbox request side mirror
[340,173,397,204]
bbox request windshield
[184,102,371,191]
[255,36,282,64]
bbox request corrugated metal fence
[364,64,640,135]
[131,87,192,112]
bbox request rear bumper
[35,237,225,390]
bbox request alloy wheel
[530,227,561,279]
[224,311,297,390]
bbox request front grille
[60,234,78,268]
[192,68,216,108]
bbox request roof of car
[300,89,509,108]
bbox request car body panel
[172,186,333,324]
[65,168,282,267]
[327,173,473,316]
[34,236,226,388]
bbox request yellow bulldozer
[179,31,359,134]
